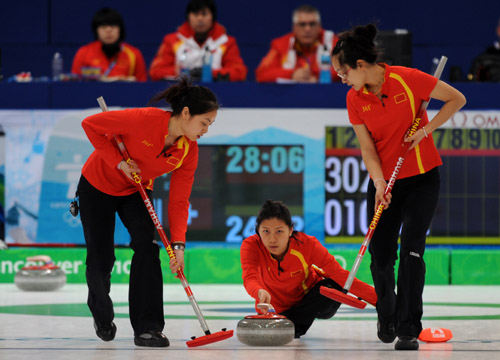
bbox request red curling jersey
[347,64,441,179]
[72,41,147,82]
[241,232,377,313]
[81,108,198,243]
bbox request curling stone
[14,256,66,291]
[236,313,295,346]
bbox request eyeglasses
[336,67,351,80]
[295,21,319,28]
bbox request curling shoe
[377,320,396,343]
[395,336,419,350]
[94,321,116,342]
[134,331,170,347]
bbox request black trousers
[367,167,440,337]
[77,175,164,336]
[280,278,343,337]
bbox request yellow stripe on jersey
[122,46,136,76]
[290,249,310,294]
[170,136,190,172]
[414,144,425,173]
[389,72,425,172]
[389,72,416,119]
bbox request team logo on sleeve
[362,104,371,112]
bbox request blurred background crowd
[1,0,499,84]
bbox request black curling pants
[77,175,165,336]
[367,167,440,338]
[280,278,343,337]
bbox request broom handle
[342,56,448,293]
[96,97,212,335]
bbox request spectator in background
[256,4,340,83]
[468,17,500,82]
[149,0,247,82]
[71,8,147,82]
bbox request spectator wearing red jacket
[149,0,247,82]
[71,8,147,82]
[256,4,340,83]
[241,200,376,338]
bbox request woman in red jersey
[331,24,466,351]
[241,200,377,339]
[77,76,218,347]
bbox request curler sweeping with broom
[331,24,466,350]
[77,76,218,347]
[240,200,377,339]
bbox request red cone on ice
[418,328,453,343]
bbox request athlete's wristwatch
[172,242,185,251]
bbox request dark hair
[148,76,219,116]
[332,24,379,69]
[186,0,217,22]
[92,8,125,41]
[255,200,294,234]
[292,4,321,23]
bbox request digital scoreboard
[153,145,304,242]
[325,126,500,243]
